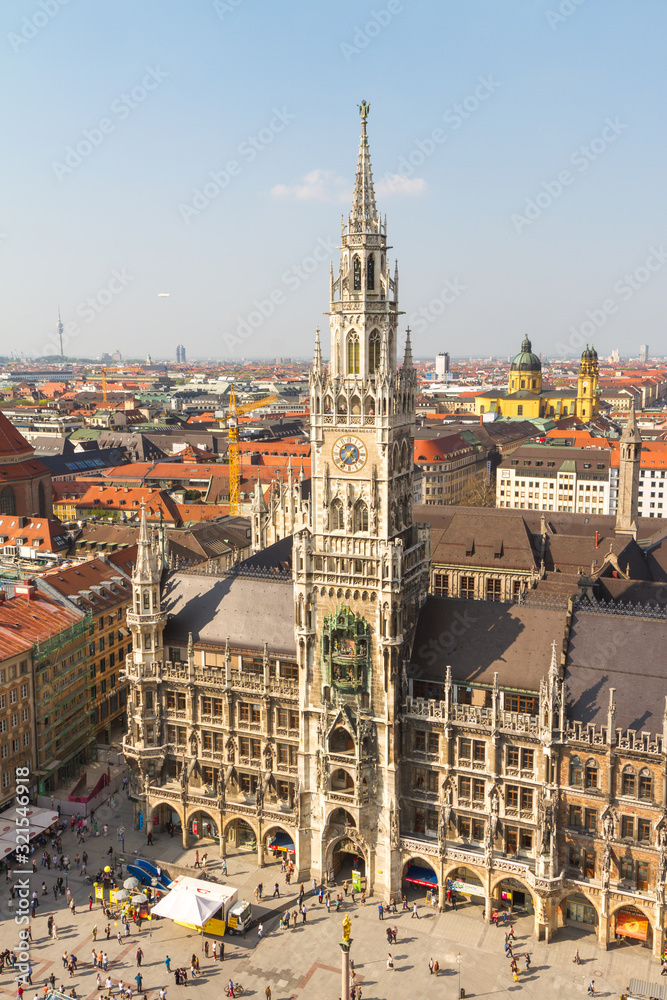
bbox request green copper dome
[510,336,541,373]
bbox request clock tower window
[353,255,361,291]
[331,498,344,530]
[367,254,374,290]
[368,330,380,374]
[347,332,360,375]
[354,500,369,533]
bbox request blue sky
[1,0,666,361]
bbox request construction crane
[84,368,108,404]
[224,385,278,514]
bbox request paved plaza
[1,784,663,1000]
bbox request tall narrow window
[347,332,360,375]
[354,501,368,533]
[0,487,15,516]
[331,499,344,530]
[353,255,361,291]
[367,254,374,289]
[368,330,381,374]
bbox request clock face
[333,435,367,474]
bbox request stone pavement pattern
[0,787,661,1000]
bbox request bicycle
[225,985,244,997]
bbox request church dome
[510,336,541,373]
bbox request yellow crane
[224,385,278,514]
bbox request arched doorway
[329,727,355,755]
[187,810,219,842]
[558,892,598,935]
[153,801,183,836]
[402,856,438,903]
[265,826,296,864]
[444,866,485,911]
[611,904,653,949]
[330,836,366,884]
[492,877,535,917]
[224,818,257,852]
[330,767,355,797]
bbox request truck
[168,875,252,936]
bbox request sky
[1,0,666,363]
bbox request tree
[457,471,496,508]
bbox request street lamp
[457,953,462,999]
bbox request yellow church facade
[474,338,599,421]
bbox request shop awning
[268,832,295,854]
[629,978,667,1000]
[617,911,649,941]
[404,864,438,888]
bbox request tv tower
[57,308,64,358]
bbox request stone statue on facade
[601,842,611,890]
[601,806,614,841]
[390,804,399,849]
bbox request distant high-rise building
[609,348,620,364]
[176,344,187,363]
[435,351,450,377]
[57,308,64,358]
[639,344,649,363]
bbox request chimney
[595,530,600,548]
[15,583,36,600]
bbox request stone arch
[329,726,355,754]
[555,886,600,931]
[350,394,361,415]
[222,814,259,851]
[330,765,355,796]
[608,899,654,948]
[402,854,439,898]
[323,824,368,881]
[185,805,220,840]
[150,798,185,829]
[263,823,296,862]
[489,874,535,915]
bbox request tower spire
[616,404,641,538]
[403,326,414,369]
[351,101,378,230]
[313,326,322,373]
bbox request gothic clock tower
[293,103,431,896]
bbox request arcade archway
[558,891,599,934]
[610,903,653,949]
[402,856,438,902]
[491,876,535,916]
[224,817,257,852]
[186,809,219,842]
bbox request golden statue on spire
[342,914,352,941]
[358,100,370,120]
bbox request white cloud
[376,174,428,197]
[270,169,428,202]
[270,169,350,203]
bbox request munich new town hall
[124,106,667,956]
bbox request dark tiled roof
[410,596,568,692]
[565,606,667,733]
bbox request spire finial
[351,102,378,228]
[313,326,322,372]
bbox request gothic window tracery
[353,255,361,291]
[367,254,374,290]
[368,330,381,374]
[347,332,360,374]
[331,498,344,531]
[354,500,369,533]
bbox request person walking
[378,903,383,920]
[273,882,280,898]
[573,949,581,965]
[301,904,307,924]
[135,974,143,994]
[433,960,439,976]
[258,923,264,940]
[164,956,171,973]
[221,859,228,877]
[386,954,394,972]
[219,941,224,961]
[265,988,271,1000]
[525,953,531,971]
[661,958,667,976]
[428,958,434,975]
[136,947,143,967]
[211,943,217,962]
[588,983,595,997]
[412,902,419,919]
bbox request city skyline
[2,1,667,360]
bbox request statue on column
[390,804,399,849]
[601,843,611,890]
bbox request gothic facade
[122,109,667,957]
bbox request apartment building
[414,433,486,505]
[497,445,611,514]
